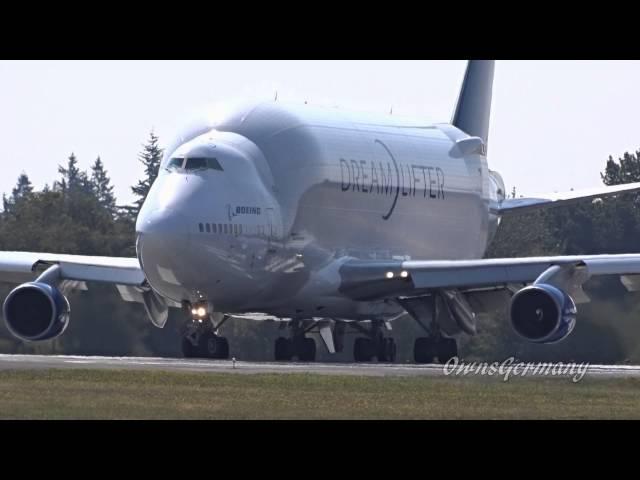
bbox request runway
[1,354,640,379]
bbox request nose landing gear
[181,302,230,359]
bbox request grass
[0,368,639,419]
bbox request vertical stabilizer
[451,60,495,147]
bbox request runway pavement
[1,353,640,378]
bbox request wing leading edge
[338,254,640,302]
[495,182,640,216]
[0,251,144,286]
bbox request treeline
[2,134,640,362]
[0,132,177,356]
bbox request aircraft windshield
[185,157,223,171]
[166,156,223,172]
[167,157,184,170]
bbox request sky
[1,60,640,205]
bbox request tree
[55,153,90,194]
[601,150,640,186]
[0,161,160,356]
[131,131,163,214]
[2,173,33,212]
[90,157,116,216]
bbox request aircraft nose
[137,208,188,236]
[136,208,189,271]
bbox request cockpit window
[185,157,223,171]
[167,157,184,170]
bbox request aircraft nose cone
[137,208,188,236]
[136,208,189,272]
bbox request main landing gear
[181,304,230,359]
[352,320,397,363]
[413,336,457,364]
[398,295,458,364]
[274,320,317,362]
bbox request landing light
[386,272,394,279]
[197,307,207,317]
[401,271,409,278]
[191,308,197,316]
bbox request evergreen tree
[601,150,640,185]
[3,172,33,213]
[90,156,116,216]
[131,131,163,214]
[56,153,89,193]
[12,173,33,199]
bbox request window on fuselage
[184,157,223,171]
[212,223,217,233]
[206,223,211,233]
[198,223,204,233]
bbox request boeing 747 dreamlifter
[3,60,640,363]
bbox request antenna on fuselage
[274,91,278,101]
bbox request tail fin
[451,60,495,147]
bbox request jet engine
[3,282,70,342]
[509,284,577,344]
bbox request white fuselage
[135,102,504,320]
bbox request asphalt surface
[0,354,639,379]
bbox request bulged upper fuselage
[135,101,504,319]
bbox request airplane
[4,59,640,364]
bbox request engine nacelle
[509,284,577,344]
[3,282,70,342]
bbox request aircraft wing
[0,251,145,286]
[339,254,640,302]
[495,182,640,216]
[0,251,178,327]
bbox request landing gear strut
[352,320,397,363]
[181,305,230,359]
[274,320,317,362]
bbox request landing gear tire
[216,337,230,359]
[378,338,397,363]
[182,337,198,358]
[200,332,230,359]
[436,338,457,364]
[414,337,437,364]
[354,338,374,362]
[275,337,316,361]
[274,337,292,361]
[299,338,316,362]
